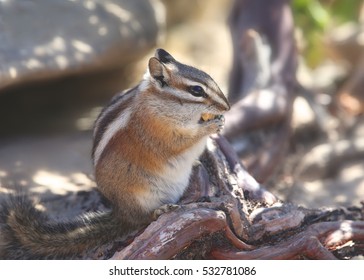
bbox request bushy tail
[0,196,129,259]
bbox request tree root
[109,136,364,260]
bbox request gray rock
[0,0,163,90]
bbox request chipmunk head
[143,48,230,126]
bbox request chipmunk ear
[148,57,170,87]
[154,48,175,64]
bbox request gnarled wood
[108,136,364,260]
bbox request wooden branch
[212,135,277,205]
[211,220,364,260]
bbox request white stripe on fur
[93,107,132,166]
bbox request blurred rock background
[0,0,165,204]
[0,0,363,211]
[0,0,232,208]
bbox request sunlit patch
[9,67,17,78]
[0,170,8,178]
[55,55,69,69]
[25,58,43,69]
[83,0,96,10]
[327,221,354,247]
[105,3,132,21]
[53,37,66,52]
[334,194,347,203]
[72,40,93,54]
[340,221,353,233]
[70,172,94,186]
[19,180,28,187]
[33,171,71,193]
[89,15,99,25]
[33,36,66,56]
[98,26,108,36]
[32,170,94,195]
[34,204,46,212]
[0,186,15,194]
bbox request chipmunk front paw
[200,114,225,134]
[152,204,180,220]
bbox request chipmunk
[0,49,230,259]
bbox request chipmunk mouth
[199,113,222,123]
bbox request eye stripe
[155,76,229,109]
[152,86,206,105]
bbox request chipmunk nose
[220,94,231,111]
[224,100,231,111]
[217,88,231,111]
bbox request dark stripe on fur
[92,87,137,161]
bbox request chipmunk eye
[189,85,206,97]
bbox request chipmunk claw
[152,204,180,220]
